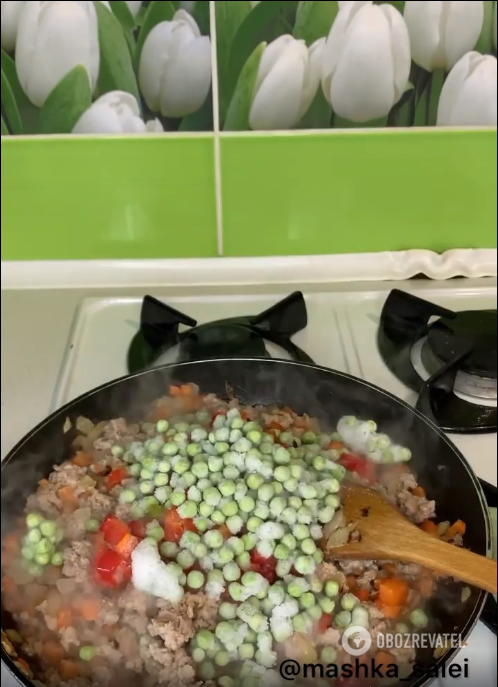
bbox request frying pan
[0,358,493,687]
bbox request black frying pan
[1,359,492,687]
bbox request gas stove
[46,279,497,687]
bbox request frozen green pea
[79,646,96,662]
[321,646,338,664]
[293,613,312,634]
[293,524,310,541]
[35,538,53,555]
[335,611,352,629]
[129,463,142,478]
[198,662,216,681]
[211,510,226,525]
[324,580,340,598]
[247,473,264,490]
[396,623,410,635]
[187,443,202,457]
[26,528,42,545]
[273,544,289,560]
[199,502,214,518]
[147,526,164,542]
[297,507,312,525]
[352,606,370,629]
[410,609,429,628]
[341,593,359,611]
[279,534,295,551]
[238,644,255,660]
[204,487,222,507]
[247,430,262,446]
[187,570,205,589]
[85,518,100,533]
[196,629,215,651]
[276,560,293,577]
[21,546,35,561]
[325,494,340,509]
[171,491,186,506]
[219,480,236,497]
[139,481,154,496]
[34,552,50,566]
[214,650,230,667]
[191,462,209,479]
[269,496,286,517]
[174,459,190,475]
[223,562,241,582]
[194,517,210,533]
[229,429,243,444]
[300,538,316,555]
[239,496,255,513]
[187,485,202,503]
[226,515,244,534]
[215,442,230,456]
[221,501,238,518]
[192,647,205,664]
[284,479,298,494]
[178,501,198,519]
[177,550,195,569]
[26,513,43,529]
[288,496,302,509]
[183,472,196,488]
[227,537,245,556]
[155,420,169,433]
[299,592,316,610]
[272,482,284,496]
[288,579,308,599]
[307,605,323,623]
[294,556,315,576]
[155,486,171,504]
[162,443,179,457]
[223,466,240,480]
[237,552,251,570]
[229,582,244,601]
[160,541,179,558]
[313,456,326,472]
[246,517,263,534]
[153,472,170,491]
[140,469,154,481]
[274,466,291,483]
[259,442,273,455]
[39,520,57,539]
[204,530,224,549]
[242,533,257,550]
[51,552,64,567]
[219,602,237,619]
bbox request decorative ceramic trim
[1,249,496,290]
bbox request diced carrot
[1,575,17,595]
[79,598,101,622]
[43,641,65,666]
[57,608,73,629]
[346,575,358,592]
[72,452,94,467]
[447,520,466,540]
[2,534,19,553]
[218,524,231,540]
[420,520,439,535]
[412,486,426,498]
[58,485,76,502]
[39,478,49,487]
[378,578,410,607]
[169,385,182,396]
[180,383,195,396]
[418,576,435,598]
[376,600,402,619]
[375,651,394,666]
[355,588,371,602]
[330,441,345,450]
[59,660,80,681]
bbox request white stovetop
[1,258,497,687]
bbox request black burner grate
[127,291,313,373]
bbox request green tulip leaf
[1,67,22,134]
[193,0,210,36]
[297,88,332,129]
[94,0,140,101]
[475,1,496,54]
[374,1,405,11]
[110,0,135,30]
[1,115,9,135]
[216,0,252,121]
[333,114,388,128]
[179,90,214,131]
[228,1,294,103]
[38,65,92,134]
[135,0,176,69]
[224,42,265,131]
[294,1,339,45]
[1,49,39,134]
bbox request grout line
[209,0,224,257]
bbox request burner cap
[427,310,497,379]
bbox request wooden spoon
[326,482,497,594]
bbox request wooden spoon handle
[403,536,497,594]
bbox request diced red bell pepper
[339,453,376,483]
[94,547,131,589]
[115,534,139,558]
[163,508,197,544]
[129,518,150,539]
[250,550,277,583]
[100,515,130,549]
[106,467,128,491]
[318,612,333,634]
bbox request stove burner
[427,310,497,379]
[127,291,313,373]
[378,290,497,434]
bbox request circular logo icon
[342,626,372,657]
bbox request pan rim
[1,357,491,687]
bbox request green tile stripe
[219,129,498,257]
[1,135,218,260]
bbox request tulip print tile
[1,0,214,136]
[216,0,497,132]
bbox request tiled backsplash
[1,1,497,259]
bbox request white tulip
[124,0,141,18]
[494,0,497,50]
[72,91,163,134]
[437,52,497,126]
[139,10,211,118]
[404,1,484,72]
[1,1,25,52]
[15,1,100,108]
[249,35,324,130]
[321,3,411,123]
